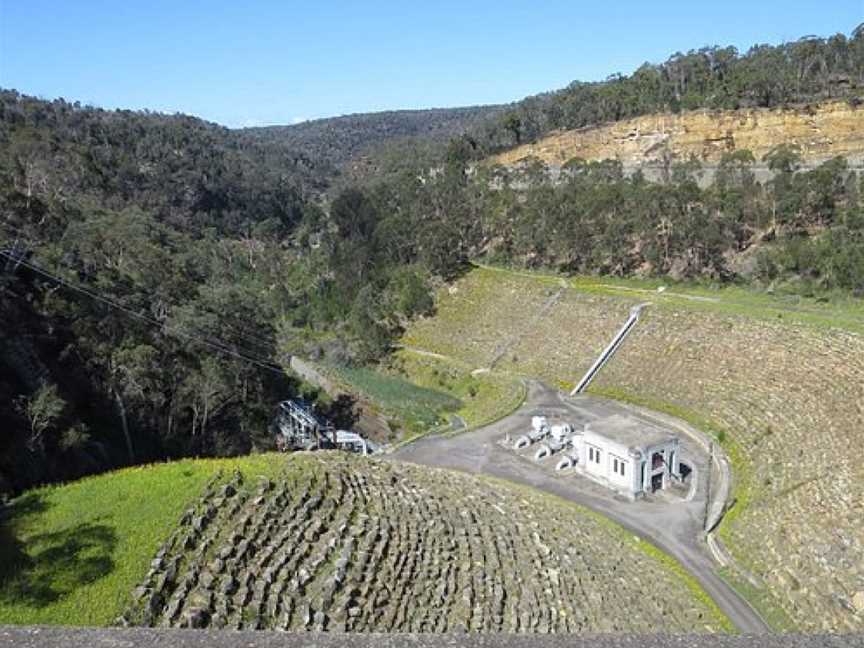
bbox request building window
[588,447,594,462]
[619,461,626,476]
[595,449,601,464]
[613,458,619,473]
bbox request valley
[2,18,864,643]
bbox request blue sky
[1,1,862,128]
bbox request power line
[0,222,280,352]
[1,250,289,377]
[0,221,279,350]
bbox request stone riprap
[404,267,864,631]
[120,454,725,633]
[3,626,863,648]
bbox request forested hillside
[3,25,864,497]
[465,26,864,156]
[0,91,436,494]
[241,105,505,177]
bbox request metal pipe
[571,303,649,395]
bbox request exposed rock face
[490,101,864,171]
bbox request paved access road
[391,381,770,634]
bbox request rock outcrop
[489,101,864,174]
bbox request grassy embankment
[0,451,732,632]
[402,263,864,632]
[0,454,290,626]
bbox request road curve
[390,381,769,634]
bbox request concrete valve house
[524,414,682,500]
[572,415,681,499]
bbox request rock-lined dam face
[402,266,864,632]
[2,626,863,648]
[489,100,864,181]
[119,454,727,633]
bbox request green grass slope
[0,454,288,626]
[0,451,730,632]
[403,265,864,633]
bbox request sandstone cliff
[489,101,864,171]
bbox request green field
[0,454,289,626]
[482,262,864,333]
[322,351,524,438]
[324,362,462,433]
[387,349,526,431]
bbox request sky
[1,1,862,128]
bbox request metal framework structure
[273,399,335,451]
[1,240,30,274]
[273,399,379,455]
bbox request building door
[651,472,663,492]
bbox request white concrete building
[571,415,680,500]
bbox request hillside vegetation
[242,105,504,173]
[403,266,864,632]
[0,92,445,495]
[314,350,525,440]
[4,25,864,510]
[465,26,864,156]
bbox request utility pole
[703,441,714,532]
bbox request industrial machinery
[555,453,579,471]
[333,430,380,456]
[533,423,574,461]
[514,416,551,450]
[272,400,379,455]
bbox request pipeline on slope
[571,303,650,395]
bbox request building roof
[584,414,676,453]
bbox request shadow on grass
[0,494,116,607]
[1,492,50,520]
